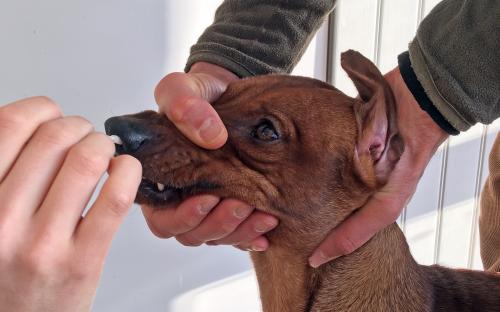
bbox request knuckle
[335,236,357,256]
[68,144,110,178]
[91,132,116,157]
[176,235,202,247]
[30,96,62,116]
[175,211,201,231]
[18,248,59,277]
[154,72,185,103]
[0,97,61,132]
[0,107,30,133]
[234,243,251,252]
[219,222,237,236]
[66,260,95,282]
[146,219,173,239]
[37,116,92,147]
[102,192,133,217]
[114,154,142,172]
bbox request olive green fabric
[409,0,500,131]
[186,0,499,131]
[185,0,337,77]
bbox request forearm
[404,0,500,133]
[185,0,336,77]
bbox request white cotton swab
[109,135,123,145]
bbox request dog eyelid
[252,119,280,142]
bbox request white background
[1,1,498,311]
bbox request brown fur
[105,52,500,311]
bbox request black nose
[104,116,154,155]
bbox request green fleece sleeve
[185,0,337,77]
[409,0,500,131]
[187,0,499,131]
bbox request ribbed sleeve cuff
[397,51,459,136]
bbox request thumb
[155,62,239,149]
[308,195,403,268]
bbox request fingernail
[199,117,224,143]
[251,244,267,252]
[197,198,218,215]
[308,251,337,268]
[255,219,277,233]
[233,206,251,219]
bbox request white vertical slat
[471,120,500,269]
[377,0,420,73]
[472,119,500,269]
[331,0,379,96]
[372,0,384,66]
[417,0,426,23]
[437,124,484,268]
[467,126,489,268]
[423,0,443,15]
[433,139,450,264]
[163,0,224,74]
[405,148,445,265]
[292,21,329,80]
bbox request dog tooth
[109,135,123,145]
[157,183,165,191]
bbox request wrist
[385,67,448,167]
[397,51,459,136]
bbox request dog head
[105,51,403,244]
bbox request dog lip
[136,177,219,208]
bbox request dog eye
[252,120,279,141]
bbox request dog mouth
[136,176,219,208]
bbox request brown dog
[105,51,500,311]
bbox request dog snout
[104,116,154,155]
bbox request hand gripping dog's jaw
[105,77,360,221]
[104,51,404,234]
[341,50,404,189]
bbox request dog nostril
[104,116,153,155]
[122,132,150,153]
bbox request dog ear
[340,50,404,188]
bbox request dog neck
[250,223,432,312]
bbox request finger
[75,155,141,261]
[34,132,115,237]
[0,96,62,182]
[140,194,220,238]
[308,197,402,268]
[0,116,93,223]
[210,211,278,246]
[233,236,271,252]
[175,199,253,246]
[155,72,227,149]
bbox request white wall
[0,1,253,311]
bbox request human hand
[0,97,142,311]
[308,67,449,268]
[143,62,278,251]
